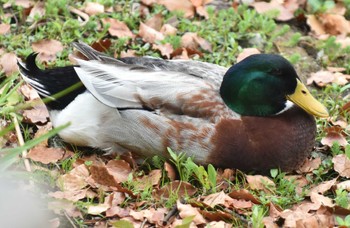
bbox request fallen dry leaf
[236,48,261,63]
[181,32,212,52]
[82,2,104,15]
[309,178,337,195]
[153,181,197,199]
[87,204,110,215]
[27,146,64,164]
[310,192,334,207]
[32,39,64,62]
[336,180,350,191]
[141,0,158,6]
[58,164,90,191]
[106,206,130,218]
[229,189,260,204]
[206,221,232,228]
[139,22,165,43]
[307,70,350,87]
[200,210,233,222]
[145,13,163,31]
[160,24,178,36]
[177,200,206,225]
[246,175,275,192]
[321,126,348,147]
[27,1,45,22]
[49,189,88,202]
[333,154,350,178]
[0,52,19,76]
[297,157,322,173]
[19,84,41,101]
[164,161,176,181]
[251,0,294,21]
[158,0,195,18]
[153,43,174,59]
[22,104,50,124]
[119,49,137,58]
[130,208,166,226]
[106,159,132,183]
[102,18,135,39]
[307,13,350,37]
[203,191,234,208]
[196,6,209,19]
[89,164,119,187]
[48,199,82,218]
[0,24,10,35]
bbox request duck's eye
[269,68,282,76]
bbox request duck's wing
[73,42,227,88]
[74,58,235,121]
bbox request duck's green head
[220,54,328,117]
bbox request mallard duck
[18,42,328,173]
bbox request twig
[63,211,77,228]
[11,113,31,172]
[140,218,148,228]
[163,204,178,226]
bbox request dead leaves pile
[22,149,350,227]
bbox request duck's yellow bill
[286,79,329,118]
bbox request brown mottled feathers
[208,106,316,173]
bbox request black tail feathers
[18,53,86,110]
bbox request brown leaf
[87,204,110,215]
[310,192,334,207]
[32,39,63,62]
[58,164,90,191]
[91,39,112,52]
[27,146,64,164]
[333,154,350,178]
[307,70,350,87]
[160,24,178,36]
[48,199,82,218]
[306,15,326,36]
[153,181,197,199]
[49,189,88,202]
[246,175,275,192]
[309,178,337,195]
[229,189,260,204]
[139,22,165,43]
[0,24,10,35]
[130,208,167,226]
[336,180,350,191]
[321,126,348,147]
[89,164,119,187]
[119,50,136,58]
[12,0,34,8]
[251,0,294,21]
[141,0,158,6]
[236,48,261,63]
[0,52,19,76]
[164,162,176,181]
[319,14,350,36]
[106,159,132,183]
[158,0,195,18]
[106,206,130,218]
[27,1,45,22]
[153,43,174,59]
[145,13,163,31]
[181,32,212,52]
[22,104,50,124]
[19,84,41,101]
[203,191,234,208]
[177,200,206,225]
[196,6,209,19]
[297,157,322,173]
[83,2,104,15]
[200,210,233,222]
[102,18,135,39]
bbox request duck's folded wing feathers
[74,59,229,120]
